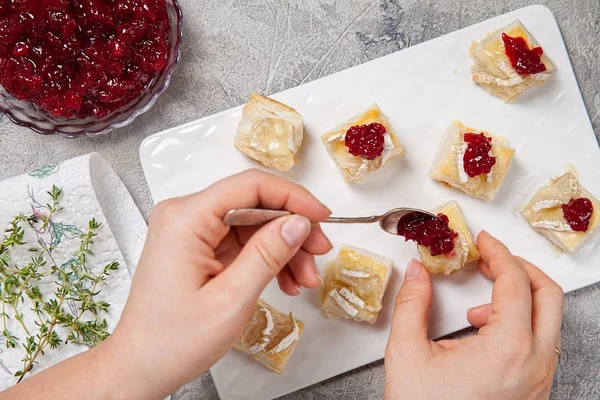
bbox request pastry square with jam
[234,299,304,374]
[398,201,480,275]
[321,104,405,183]
[470,20,555,102]
[521,173,600,254]
[430,121,515,201]
[235,93,304,171]
[320,245,393,324]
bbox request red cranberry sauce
[502,33,546,75]
[463,132,496,178]
[562,198,594,232]
[397,213,457,256]
[0,0,169,119]
[344,122,386,160]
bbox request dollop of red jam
[463,132,496,178]
[502,33,547,76]
[0,0,169,119]
[344,122,386,160]
[397,213,457,256]
[562,198,593,232]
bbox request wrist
[3,335,141,400]
[95,327,177,400]
[91,335,146,400]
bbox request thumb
[387,259,433,360]
[212,215,311,300]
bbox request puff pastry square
[234,299,304,374]
[521,173,600,254]
[321,104,405,183]
[470,20,555,102]
[320,245,393,324]
[235,93,304,171]
[418,201,480,275]
[430,121,515,201]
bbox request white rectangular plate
[140,5,600,400]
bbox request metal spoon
[222,208,436,236]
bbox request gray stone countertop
[1,1,599,399]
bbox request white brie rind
[235,93,304,171]
[470,19,555,103]
[321,104,405,183]
[325,289,360,317]
[248,305,275,354]
[429,121,515,201]
[521,172,600,254]
[267,315,299,355]
[340,269,372,278]
[320,245,393,324]
[530,220,572,231]
[234,299,304,374]
[341,245,394,289]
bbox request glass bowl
[0,0,183,138]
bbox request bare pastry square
[320,245,393,324]
[418,201,480,276]
[470,20,555,102]
[521,173,600,254]
[235,93,304,171]
[234,299,304,374]
[321,104,405,183]
[430,121,515,201]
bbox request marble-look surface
[0,1,598,399]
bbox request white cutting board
[139,5,600,400]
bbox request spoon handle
[223,209,290,226]
[223,208,381,226]
[325,216,382,224]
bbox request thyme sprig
[0,186,119,383]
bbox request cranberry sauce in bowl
[0,0,182,137]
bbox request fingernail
[315,270,323,284]
[281,216,310,247]
[404,259,421,282]
[319,231,334,251]
[294,283,302,294]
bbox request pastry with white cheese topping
[521,173,600,254]
[234,299,304,374]
[417,201,480,276]
[470,20,555,103]
[320,245,393,324]
[321,104,405,183]
[235,93,304,171]
[429,121,515,201]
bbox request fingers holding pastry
[476,231,532,335]
[467,303,492,329]
[517,257,564,352]
[387,259,434,360]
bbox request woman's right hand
[384,231,564,400]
